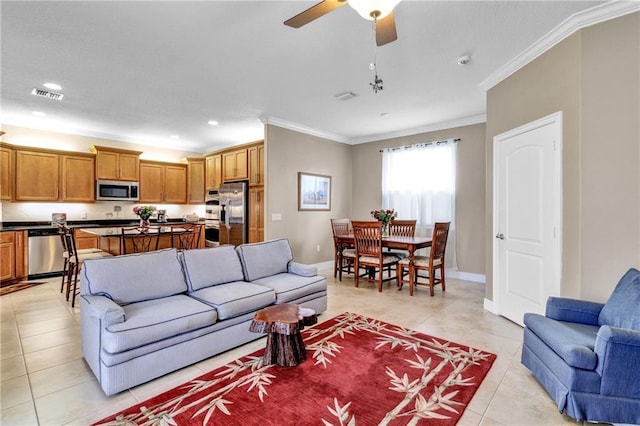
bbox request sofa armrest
[80,295,125,327]
[545,297,604,325]
[595,325,640,397]
[288,262,318,277]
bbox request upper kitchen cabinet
[92,145,142,181]
[248,143,264,185]
[15,149,60,201]
[186,157,205,204]
[222,149,248,182]
[14,147,96,202]
[0,143,14,201]
[61,153,95,202]
[205,154,222,190]
[139,161,187,204]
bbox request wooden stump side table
[249,303,317,367]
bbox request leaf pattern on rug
[95,312,496,426]
[322,398,356,426]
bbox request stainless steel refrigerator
[219,181,248,246]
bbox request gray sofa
[80,238,327,396]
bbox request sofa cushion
[189,282,276,320]
[524,313,599,370]
[102,294,217,353]
[181,246,245,291]
[236,239,293,281]
[252,273,327,304]
[81,248,187,305]
[599,268,640,330]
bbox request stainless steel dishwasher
[27,228,65,279]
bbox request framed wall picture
[298,172,331,211]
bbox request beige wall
[265,122,487,275]
[486,13,640,302]
[264,124,352,264]
[351,123,487,275]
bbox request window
[381,140,457,269]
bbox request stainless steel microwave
[96,180,139,201]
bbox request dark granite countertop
[0,218,205,232]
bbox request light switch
[271,213,282,221]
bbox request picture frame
[298,172,331,211]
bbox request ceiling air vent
[31,88,64,101]
[334,91,357,101]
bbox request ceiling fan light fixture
[348,0,400,20]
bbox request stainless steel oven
[205,189,220,246]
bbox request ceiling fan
[284,0,401,46]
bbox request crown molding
[259,116,349,143]
[479,0,640,92]
[346,114,487,145]
[261,114,487,145]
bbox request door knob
[495,233,505,240]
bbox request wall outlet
[81,212,88,219]
[316,245,320,252]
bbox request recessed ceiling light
[380,112,390,117]
[170,135,180,140]
[457,55,471,66]
[43,82,62,91]
[32,111,47,116]
[207,120,219,126]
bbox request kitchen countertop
[0,219,205,232]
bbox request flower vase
[382,222,389,237]
[139,218,151,228]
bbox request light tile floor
[0,270,590,425]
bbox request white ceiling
[1,0,605,154]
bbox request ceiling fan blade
[375,12,398,46]
[284,0,348,28]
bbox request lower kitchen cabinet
[1,231,27,284]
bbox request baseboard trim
[483,298,497,314]
[445,269,485,284]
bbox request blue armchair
[521,268,640,424]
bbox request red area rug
[95,312,496,425]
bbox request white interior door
[493,112,562,326]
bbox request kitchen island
[79,224,204,255]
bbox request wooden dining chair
[397,222,450,296]
[352,221,400,292]
[120,226,161,254]
[171,224,201,251]
[385,219,417,276]
[58,224,112,307]
[330,218,356,281]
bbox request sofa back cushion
[236,239,293,281]
[81,248,187,305]
[599,268,640,330]
[181,246,245,291]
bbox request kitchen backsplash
[0,201,205,223]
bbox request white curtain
[381,140,458,270]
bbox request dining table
[334,234,432,282]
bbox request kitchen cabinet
[248,185,264,243]
[92,145,142,181]
[61,153,95,202]
[0,144,13,201]
[205,154,222,190]
[248,143,264,185]
[74,229,98,250]
[1,231,26,284]
[222,149,247,181]
[15,149,60,201]
[139,161,187,204]
[186,157,205,204]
